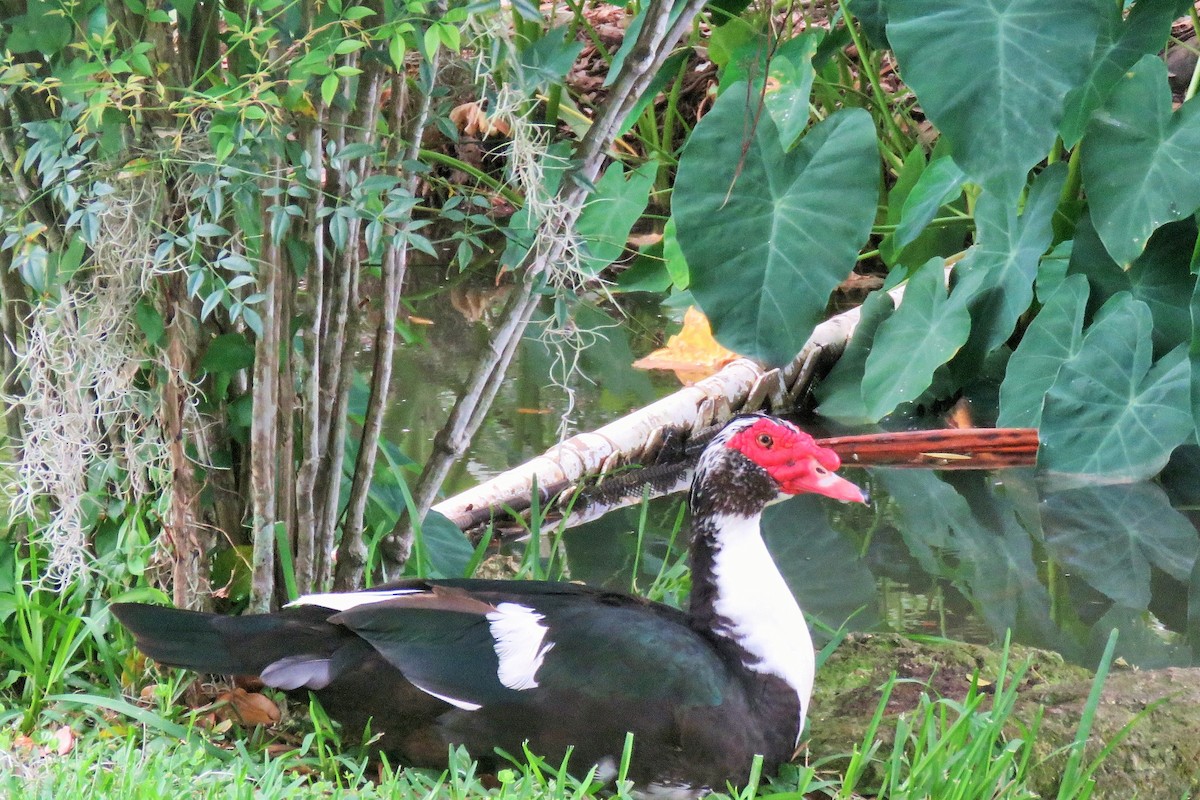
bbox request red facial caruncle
[726,417,867,504]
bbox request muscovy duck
[113,414,866,795]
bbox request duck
[112,414,867,796]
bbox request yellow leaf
[632,307,740,384]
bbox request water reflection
[382,273,1200,670]
[561,466,1200,671]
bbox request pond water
[381,273,1200,672]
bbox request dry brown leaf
[632,306,740,385]
[217,688,281,726]
[449,102,511,138]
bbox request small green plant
[0,550,94,731]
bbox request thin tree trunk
[0,246,29,448]
[159,270,209,609]
[248,169,284,612]
[334,51,436,590]
[295,113,327,595]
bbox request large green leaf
[1040,293,1193,484]
[997,274,1089,428]
[1059,0,1180,146]
[1041,482,1199,609]
[1083,55,1200,266]
[813,290,896,423]
[674,88,878,365]
[887,0,1102,199]
[861,258,971,421]
[951,163,1067,365]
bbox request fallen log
[430,270,1039,537]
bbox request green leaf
[1083,55,1200,267]
[388,34,407,71]
[764,33,820,151]
[674,89,878,365]
[423,25,441,59]
[1040,293,1193,484]
[997,274,1089,428]
[1041,482,1199,608]
[718,32,819,152]
[320,73,339,106]
[889,155,965,253]
[708,17,756,70]
[814,290,896,423]
[887,0,1102,199]
[134,298,166,347]
[333,39,366,55]
[193,222,230,238]
[1126,219,1198,353]
[418,511,474,579]
[952,163,1067,364]
[1059,0,1179,146]
[200,333,256,374]
[516,27,584,93]
[435,22,460,52]
[576,161,656,275]
[846,0,889,50]
[661,217,689,290]
[861,258,971,421]
[4,0,73,55]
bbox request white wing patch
[287,589,421,611]
[486,602,555,691]
[408,679,483,711]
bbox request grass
[0,501,1134,800]
[0,629,1127,800]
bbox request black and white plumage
[112,414,866,795]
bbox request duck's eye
[756,433,773,448]
[814,465,829,475]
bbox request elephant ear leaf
[1083,56,1200,266]
[673,84,878,366]
[997,274,1090,429]
[1039,293,1192,486]
[860,259,970,422]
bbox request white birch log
[431,281,910,532]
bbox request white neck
[707,512,814,739]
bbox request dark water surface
[382,278,1200,671]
